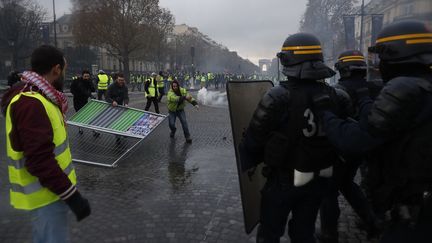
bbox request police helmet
[277,33,324,67]
[368,20,432,65]
[335,50,366,71]
[98,70,105,74]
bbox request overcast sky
[38,0,308,65]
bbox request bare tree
[300,0,358,63]
[72,0,173,79]
[0,0,46,71]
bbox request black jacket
[106,82,129,105]
[70,78,95,99]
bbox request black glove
[178,96,186,103]
[238,141,260,172]
[65,191,91,222]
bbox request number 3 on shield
[302,108,325,137]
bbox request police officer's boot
[355,206,384,239]
[316,229,338,243]
[256,225,280,243]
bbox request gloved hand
[65,191,91,222]
[179,96,186,103]
[238,141,258,172]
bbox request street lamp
[359,0,365,53]
[52,0,57,47]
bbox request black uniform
[70,77,95,111]
[319,51,381,242]
[319,20,432,243]
[242,33,350,243]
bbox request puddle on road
[167,146,236,190]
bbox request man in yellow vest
[157,71,166,102]
[144,72,160,113]
[96,70,110,100]
[200,72,207,89]
[1,45,91,243]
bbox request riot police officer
[241,33,350,243]
[319,50,381,243]
[316,20,432,243]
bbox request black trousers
[320,159,375,238]
[157,87,165,102]
[145,97,159,114]
[381,193,432,243]
[73,98,88,112]
[97,89,107,100]
[257,177,330,243]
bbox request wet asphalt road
[0,90,371,243]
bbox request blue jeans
[169,110,190,139]
[30,200,69,243]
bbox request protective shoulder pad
[248,85,290,141]
[264,85,291,105]
[368,76,429,136]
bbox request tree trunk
[11,48,18,71]
[122,54,130,84]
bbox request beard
[52,74,65,92]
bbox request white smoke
[197,88,227,107]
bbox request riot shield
[226,80,273,234]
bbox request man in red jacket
[1,45,91,243]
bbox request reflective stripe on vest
[5,92,76,210]
[10,162,75,194]
[98,74,109,90]
[7,139,69,169]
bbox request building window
[62,25,69,33]
[400,3,414,16]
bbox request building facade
[356,0,432,52]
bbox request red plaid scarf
[21,71,68,115]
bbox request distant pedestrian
[96,70,110,100]
[167,80,199,143]
[144,72,160,113]
[157,71,166,102]
[1,45,91,243]
[70,70,95,112]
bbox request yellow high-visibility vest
[5,92,76,210]
[146,78,157,97]
[156,75,165,88]
[97,74,109,90]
